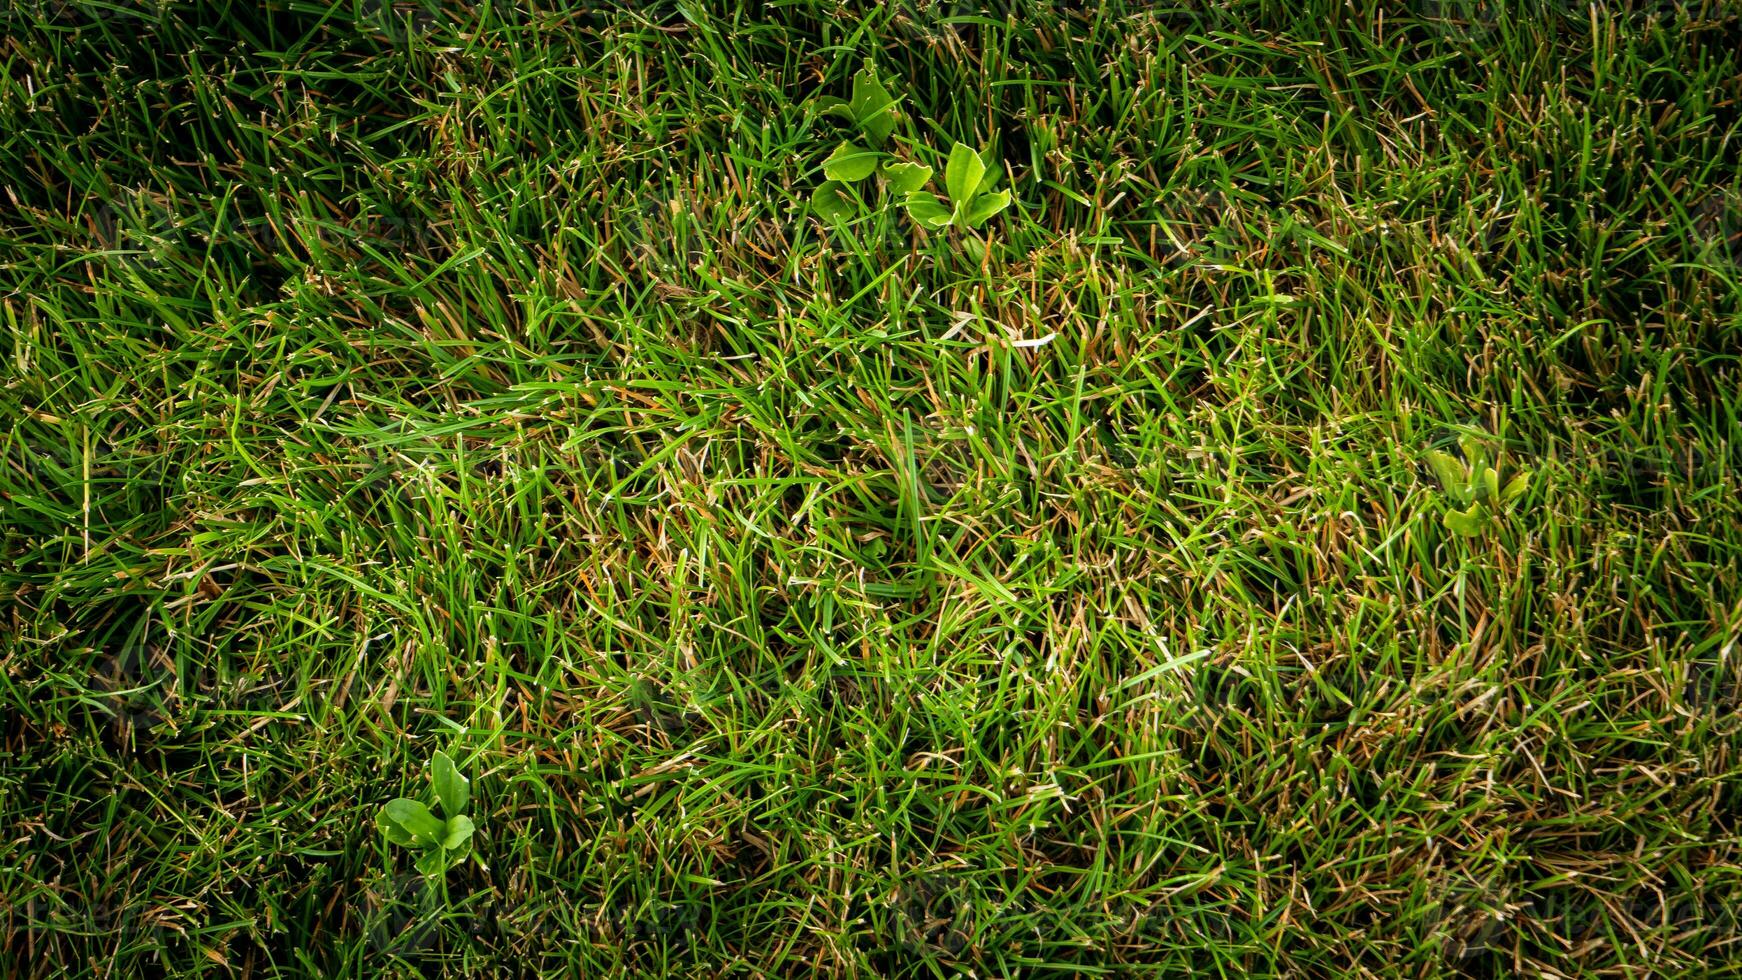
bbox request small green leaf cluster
[1427,436,1531,537]
[376,749,477,877]
[811,63,1011,232]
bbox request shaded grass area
[2,0,1740,975]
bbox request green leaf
[1501,470,1530,505]
[1425,450,1467,499]
[962,188,1011,229]
[977,148,1002,191]
[882,161,932,195]
[447,839,472,869]
[376,807,416,846]
[811,180,855,221]
[416,846,448,876]
[945,142,986,205]
[822,142,879,183]
[846,67,883,120]
[814,95,851,121]
[443,814,476,850]
[1443,506,1485,537]
[1482,467,1501,504]
[1459,434,1488,476]
[860,109,897,146]
[383,798,444,846]
[848,67,898,145]
[432,750,469,817]
[904,192,953,229]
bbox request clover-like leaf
[814,95,851,120]
[1501,471,1530,505]
[382,798,444,846]
[443,814,477,850]
[963,189,1011,229]
[1443,506,1485,537]
[432,750,468,818]
[904,192,953,229]
[812,180,856,221]
[1425,450,1468,500]
[1459,434,1489,476]
[945,142,987,206]
[882,161,932,195]
[376,807,417,846]
[848,66,899,145]
[977,148,1002,190]
[416,846,449,876]
[823,142,880,183]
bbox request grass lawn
[3,1,1741,976]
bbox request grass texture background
[2,1,1740,976]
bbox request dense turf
[3,1,1741,976]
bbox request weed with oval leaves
[376,749,478,877]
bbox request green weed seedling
[1427,435,1530,537]
[376,750,477,876]
[810,64,1010,234]
[812,62,903,221]
[902,141,1011,232]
